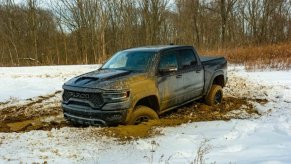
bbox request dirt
[0,91,71,133]
[0,90,267,141]
[95,96,264,141]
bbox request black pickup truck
[62,45,227,126]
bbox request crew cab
[62,45,227,126]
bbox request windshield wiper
[115,68,133,72]
[100,68,111,70]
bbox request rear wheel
[205,84,223,106]
[128,106,159,125]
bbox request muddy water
[0,91,266,140]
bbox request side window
[177,49,198,70]
[158,51,178,72]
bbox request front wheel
[205,84,223,106]
[127,106,159,125]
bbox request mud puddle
[88,96,266,141]
[2,114,69,132]
[0,92,267,140]
[0,91,72,132]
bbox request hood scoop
[73,69,131,86]
[74,76,99,85]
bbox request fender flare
[206,70,225,96]
[125,93,160,123]
[132,93,160,110]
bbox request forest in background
[0,0,290,67]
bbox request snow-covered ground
[0,65,100,102]
[0,65,291,164]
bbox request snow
[238,68,291,86]
[0,65,100,102]
[1,65,291,163]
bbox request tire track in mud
[0,91,70,132]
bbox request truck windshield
[101,51,155,72]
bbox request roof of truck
[123,45,192,52]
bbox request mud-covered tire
[128,106,159,125]
[205,84,223,106]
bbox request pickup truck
[62,45,227,126]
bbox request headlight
[103,91,130,102]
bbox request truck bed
[200,56,225,63]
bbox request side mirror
[159,66,178,74]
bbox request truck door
[157,51,184,110]
[176,49,204,101]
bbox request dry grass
[200,42,291,71]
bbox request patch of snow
[0,65,100,102]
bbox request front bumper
[62,100,130,126]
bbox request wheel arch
[212,74,225,87]
[205,70,225,96]
[133,95,160,113]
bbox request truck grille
[62,90,103,107]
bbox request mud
[0,91,267,140]
[96,96,264,140]
[0,91,71,132]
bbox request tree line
[0,0,290,66]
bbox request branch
[18,57,41,64]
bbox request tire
[205,84,223,106]
[127,106,159,125]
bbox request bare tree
[0,0,290,66]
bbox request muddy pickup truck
[62,45,227,126]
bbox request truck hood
[64,69,147,90]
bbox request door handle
[176,74,182,78]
